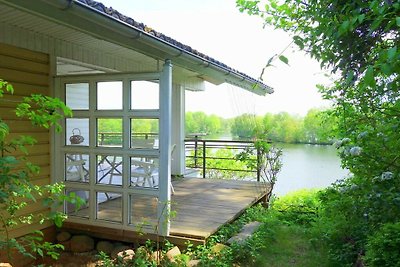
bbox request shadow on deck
[62,178,269,246]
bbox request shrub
[270,189,320,225]
[364,222,400,267]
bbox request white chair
[66,154,87,182]
[130,144,176,194]
[130,159,158,188]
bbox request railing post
[202,140,206,178]
[194,135,198,168]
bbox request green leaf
[371,18,383,31]
[358,14,365,23]
[293,36,304,50]
[380,64,392,75]
[278,55,289,65]
[338,20,350,36]
[6,83,14,93]
[364,66,375,87]
[387,46,397,61]
[397,17,400,27]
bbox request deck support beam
[158,59,172,236]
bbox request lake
[273,143,349,196]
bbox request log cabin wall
[0,42,53,239]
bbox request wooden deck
[63,178,269,245]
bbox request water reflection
[273,143,349,196]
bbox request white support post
[171,84,186,176]
[158,59,172,236]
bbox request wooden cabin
[0,0,273,252]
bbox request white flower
[334,140,343,148]
[349,146,362,156]
[381,171,394,181]
[357,131,368,139]
[342,138,351,144]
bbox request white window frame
[53,63,172,235]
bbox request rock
[227,221,262,245]
[165,246,181,262]
[96,240,114,255]
[211,243,228,254]
[111,245,130,258]
[150,250,162,262]
[70,235,95,253]
[59,239,71,252]
[0,263,12,267]
[188,259,200,267]
[117,249,135,262]
[56,231,71,242]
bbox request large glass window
[97,81,123,110]
[131,81,159,110]
[66,118,89,146]
[130,118,159,149]
[66,83,89,110]
[97,118,123,147]
[60,76,162,232]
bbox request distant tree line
[186,109,337,144]
[94,109,337,145]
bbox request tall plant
[0,79,80,261]
[236,138,282,206]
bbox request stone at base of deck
[62,178,269,246]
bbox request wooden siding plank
[0,54,49,75]
[5,120,49,133]
[0,67,48,86]
[7,132,49,144]
[0,42,49,64]
[6,82,49,95]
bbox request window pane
[130,194,158,228]
[97,192,122,223]
[65,154,89,183]
[97,81,123,110]
[131,80,159,110]
[97,118,122,147]
[66,83,89,110]
[130,118,159,149]
[130,157,159,189]
[65,189,89,219]
[97,155,123,186]
[66,118,89,146]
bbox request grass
[254,223,330,267]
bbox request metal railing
[97,132,264,181]
[185,138,264,181]
[98,132,158,146]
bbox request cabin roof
[75,0,273,95]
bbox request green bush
[364,222,400,267]
[270,189,321,225]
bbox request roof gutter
[1,0,273,95]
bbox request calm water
[273,143,349,196]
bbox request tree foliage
[185,111,224,135]
[230,110,336,144]
[0,80,81,261]
[237,0,400,264]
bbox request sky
[99,0,332,118]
